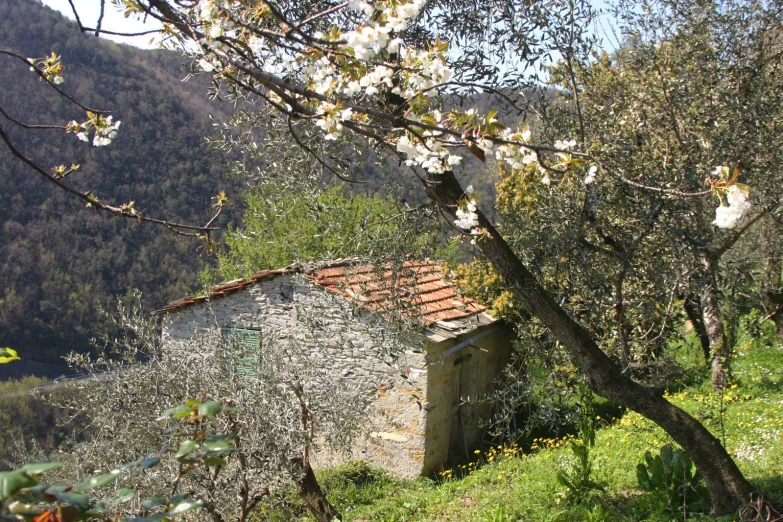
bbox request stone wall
[162,274,434,478]
[162,274,513,478]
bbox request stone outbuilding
[160,259,514,478]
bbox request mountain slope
[0,0,234,363]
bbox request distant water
[0,360,78,381]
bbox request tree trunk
[614,266,631,372]
[761,220,783,334]
[683,294,712,363]
[771,305,783,336]
[699,253,730,391]
[765,291,783,336]
[292,457,342,522]
[427,170,756,514]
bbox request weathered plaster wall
[162,275,433,478]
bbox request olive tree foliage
[456,0,783,391]
[55,291,387,522]
[0,362,226,522]
[207,179,451,285]
[538,0,783,389]
[46,0,782,514]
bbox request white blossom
[357,65,394,95]
[92,117,122,147]
[554,139,577,150]
[726,184,749,209]
[454,198,480,230]
[395,0,425,20]
[584,165,598,185]
[197,59,215,72]
[344,80,362,96]
[394,134,461,174]
[315,102,346,140]
[348,0,376,17]
[346,25,391,61]
[248,36,265,54]
[478,138,493,152]
[495,128,539,171]
[396,135,418,157]
[398,47,453,97]
[713,185,751,229]
[387,37,403,54]
[198,0,218,21]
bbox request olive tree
[544,0,783,390]
[476,0,783,390]
[58,292,382,522]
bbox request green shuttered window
[221,328,261,376]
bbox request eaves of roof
[159,259,499,338]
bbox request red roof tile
[159,259,490,327]
[158,268,290,312]
[306,260,488,326]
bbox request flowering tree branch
[0,124,220,237]
[0,42,230,238]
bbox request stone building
[160,260,514,478]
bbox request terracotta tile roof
[159,259,493,329]
[158,268,291,312]
[306,260,487,326]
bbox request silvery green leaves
[58,297,375,522]
[0,396,236,522]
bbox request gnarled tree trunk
[427,170,756,515]
[683,294,712,363]
[292,457,342,522]
[699,252,730,390]
[765,290,783,335]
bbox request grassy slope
[270,319,783,522]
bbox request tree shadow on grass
[751,474,783,503]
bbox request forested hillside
[0,0,234,362]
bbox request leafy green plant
[556,386,605,504]
[0,397,238,521]
[483,504,516,522]
[636,444,706,516]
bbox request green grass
[260,322,783,521]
